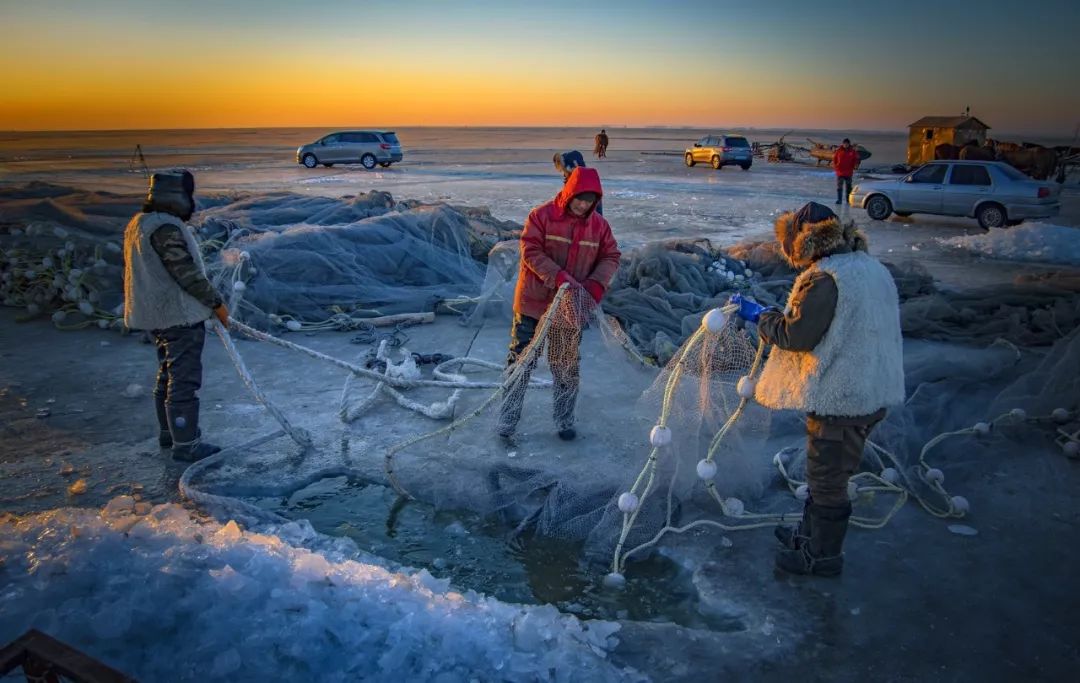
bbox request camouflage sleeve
[149,223,222,310]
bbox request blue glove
[729,293,770,323]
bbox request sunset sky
[2,0,1077,134]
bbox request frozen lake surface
[2,127,1080,681]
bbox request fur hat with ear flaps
[775,201,868,269]
[143,170,196,220]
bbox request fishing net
[3,181,1079,580]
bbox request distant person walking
[832,138,860,205]
[553,150,602,215]
[594,129,609,159]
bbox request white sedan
[850,161,1061,229]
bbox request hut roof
[909,116,991,130]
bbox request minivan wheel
[361,154,377,170]
[711,156,722,169]
[379,162,391,168]
[977,203,1006,229]
[302,154,318,169]
[685,153,695,167]
[866,195,892,221]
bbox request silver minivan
[296,131,403,169]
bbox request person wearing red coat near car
[832,139,861,205]
[497,166,621,443]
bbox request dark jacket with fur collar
[758,208,869,353]
[756,205,902,419]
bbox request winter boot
[774,499,813,550]
[558,427,576,441]
[166,400,221,462]
[775,502,850,577]
[155,392,173,449]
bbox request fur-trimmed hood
[775,202,868,269]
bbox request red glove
[555,271,579,289]
[583,279,605,304]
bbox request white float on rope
[696,459,717,481]
[617,492,640,513]
[702,308,728,334]
[649,425,672,447]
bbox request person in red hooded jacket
[497,167,621,443]
[832,138,861,205]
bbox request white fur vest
[123,212,212,331]
[754,251,905,416]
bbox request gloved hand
[583,279,605,304]
[213,304,230,326]
[729,293,771,323]
[555,271,580,289]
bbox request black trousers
[805,411,884,507]
[497,314,582,434]
[153,323,206,407]
[836,175,853,203]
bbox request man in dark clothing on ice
[123,170,229,461]
[731,202,904,576]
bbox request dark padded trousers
[805,409,885,507]
[497,314,582,435]
[836,175,853,204]
[153,322,206,407]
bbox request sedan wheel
[711,156,722,170]
[977,203,1006,229]
[866,195,892,221]
[302,154,318,169]
[685,153,695,167]
[361,154,377,170]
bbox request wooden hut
[907,115,990,166]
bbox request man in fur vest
[731,201,904,576]
[123,170,229,462]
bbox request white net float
[736,375,756,399]
[696,459,717,481]
[924,468,945,485]
[649,425,672,447]
[617,492,639,513]
[702,308,728,334]
[722,497,744,516]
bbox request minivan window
[949,165,991,186]
[724,137,750,148]
[323,134,340,144]
[910,164,947,184]
[381,132,400,144]
[360,132,380,143]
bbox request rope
[381,285,574,497]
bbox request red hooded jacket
[832,146,860,177]
[514,167,621,319]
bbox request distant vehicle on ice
[296,131,403,169]
[850,160,1061,230]
[685,134,753,170]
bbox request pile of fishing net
[0,183,520,332]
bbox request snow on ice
[939,223,1080,265]
[0,500,641,683]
